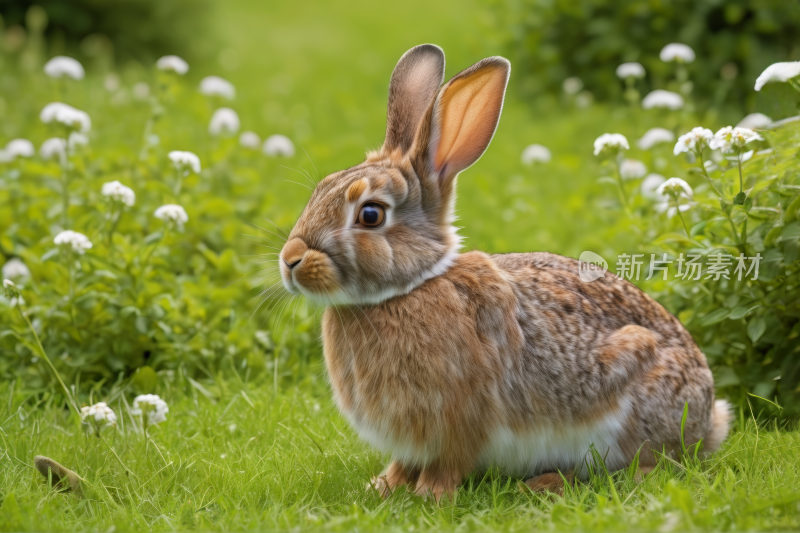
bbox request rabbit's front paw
[522,472,574,495]
[413,467,461,503]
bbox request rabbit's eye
[357,203,385,227]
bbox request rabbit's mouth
[280,237,348,304]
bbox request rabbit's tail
[703,399,733,453]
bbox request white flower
[521,144,551,165]
[655,202,692,218]
[133,82,151,100]
[593,133,629,157]
[156,55,189,75]
[68,132,89,151]
[131,394,169,425]
[641,173,666,200]
[168,151,201,174]
[709,126,763,154]
[620,159,647,180]
[754,62,800,91]
[2,258,30,279]
[673,127,714,156]
[43,56,85,80]
[3,139,35,160]
[263,134,295,157]
[657,177,693,199]
[199,76,235,99]
[562,77,583,95]
[208,107,240,136]
[54,230,93,254]
[736,113,772,130]
[40,102,91,132]
[3,279,15,290]
[40,138,67,161]
[81,402,117,426]
[239,131,261,149]
[616,62,645,79]
[659,43,695,64]
[642,90,684,110]
[637,128,675,150]
[104,73,120,92]
[154,204,189,224]
[101,181,136,207]
[575,91,593,108]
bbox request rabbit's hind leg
[368,461,420,499]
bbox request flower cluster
[638,128,674,150]
[40,102,92,133]
[44,56,85,80]
[263,134,296,157]
[101,181,136,207]
[81,402,117,427]
[709,126,763,154]
[521,144,552,165]
[593,133,629,157]
[156,55,189,75]
[2,258,30,280]
[673,127,713,155]
[168,150,202,174]
[154,204,189,225]
[131,394,169,426]
[54,230,93,254]
[616,62,645,79]
[209,108,241,136]
[200,76,236,99]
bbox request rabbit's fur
[280,44,730,501]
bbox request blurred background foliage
[487,0,800,109]
[0,0,798,414]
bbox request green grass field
[2,0,799,531]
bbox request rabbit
[279,44,731,502]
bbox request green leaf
[747,316,766,343]
[701,308,730,326]
[729,304,760,320]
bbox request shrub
[485,0,800,107]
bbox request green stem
[613,159,630,211]
[173,167,183,197]
[675,200,690,237]
[697,151,742,249]
[107,210,121,252]
[137,227,168,291]
[737,152,744,195]
[17,306,79,415]
[61,153,70,226]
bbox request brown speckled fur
[279,45,731,502]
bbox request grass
[2,381,800,532]
[2,0,799,531]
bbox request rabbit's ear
[424,57,510,185]
[384,44,446,153]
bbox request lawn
[1,0,799,531]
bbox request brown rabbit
[279,44,731,501]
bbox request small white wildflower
[620,159,647,180]
[641,173,666,200]
[2,258,30,279]
[239,131,261,149]
[521,144,551,165]
[638,128,675,150]
[133,82,151,100]
[673,127,714,156]
[263,134,295,157]
[168,151,201,174]
[3,278,21,306]
[736,113,772,130]
[154,204,189,225]
[199,76,236,99]
[655,201,692,218]
[54,230,93,254]
[659,43,695,64]
[44,56,85,80]
[40,138,67,161]
[574,91,594,108]
[4,278,16,289]
[754,62,800,91]
[642,90,684,110]
[593,133,629,157]
[209,107,240,136]
[156,55,189,75]
[68,132,89,151]
[616,62,645,79]
[562,77,583,95]
[3,139,35,160]
[709,126,763,154]
[101,181,136,207]
[40,102,91,132]
[657,177,693,199]
[81,402,117,426]
[131,394,169,425]
[104,73,120,92]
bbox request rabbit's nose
[281,237,308,270]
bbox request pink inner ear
[433,63,508,181]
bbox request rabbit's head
[280,45,509,305]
